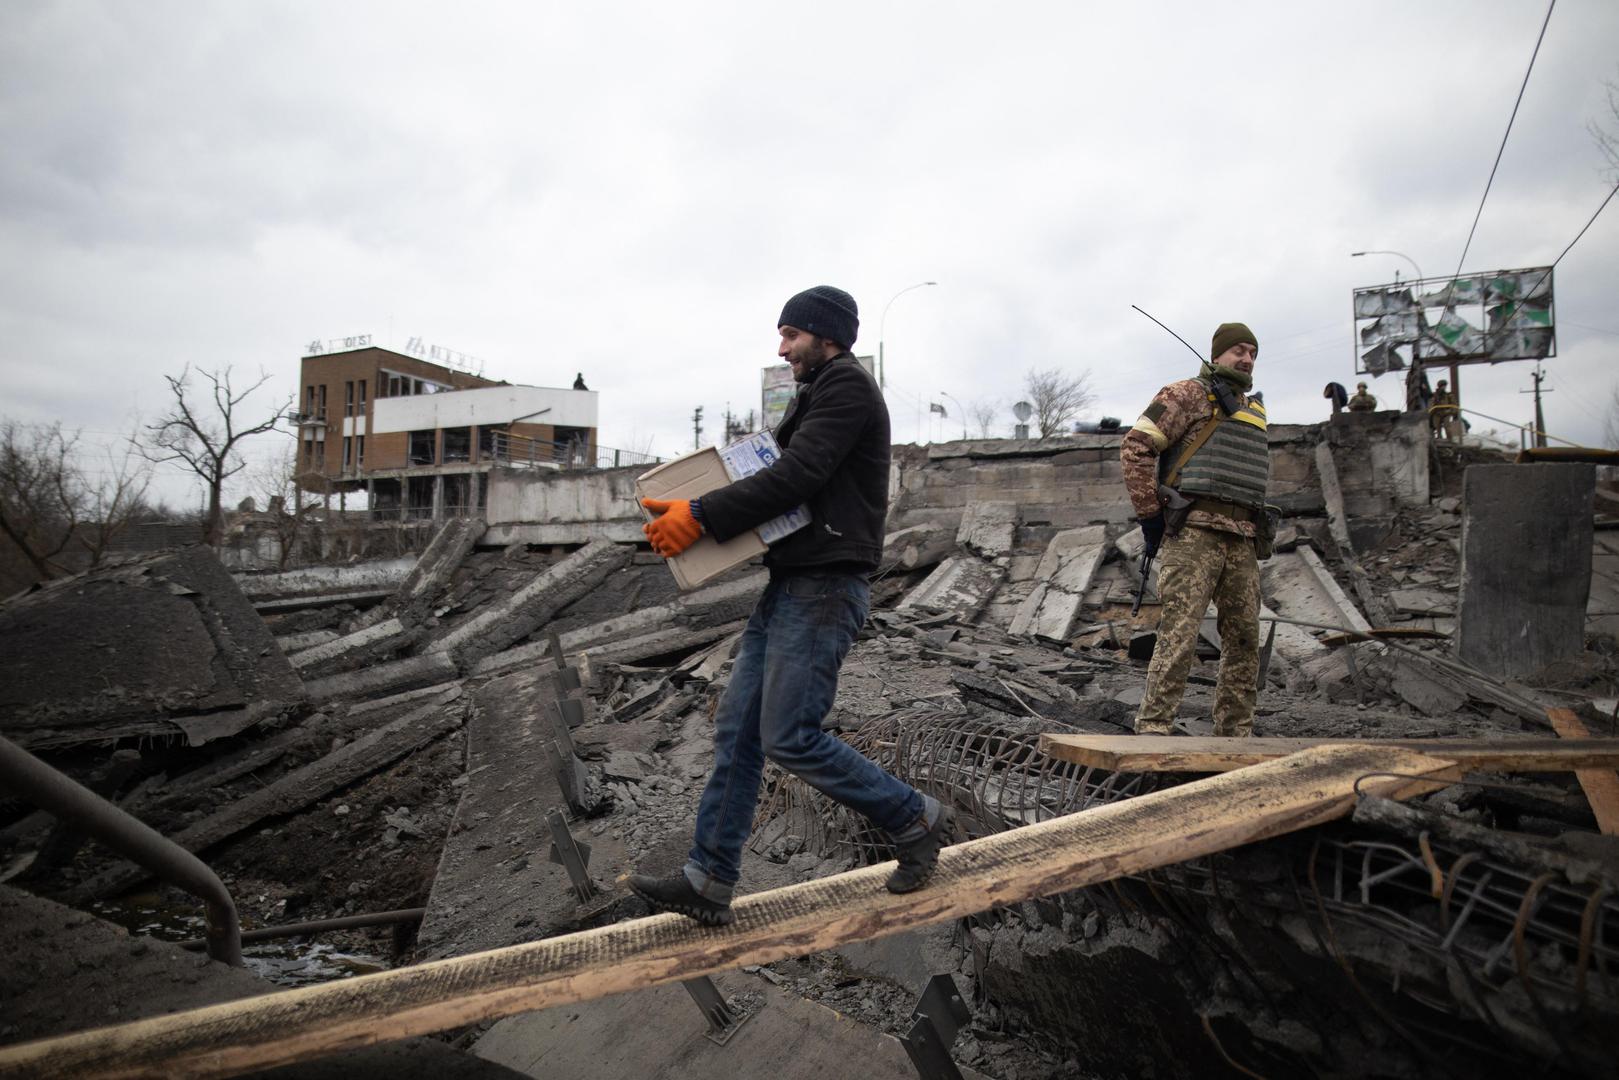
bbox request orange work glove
[642,498,702,558]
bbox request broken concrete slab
[1008,525,1108,641]
[416,668,627,960]
[1457,464,1595,679]
[470,971,978,1080]
[897,556,1008,622]
[290,617,421,680]
[231,557,417,603]
[1389,587,1456,617]
[878,522,955,575]
[275,629,339,655]
[71,689,469,902]
[955,501,1019,558]
[304,652,461,705]
[0,546,304,749]
[0,886,526,1080]
[430,539,635,668]
[347,517,485,634]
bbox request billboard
[761,365,796,431]
[1351,266,1555,376]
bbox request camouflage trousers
[1134,525,1261,737]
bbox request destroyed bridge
[2,411,1617,1079]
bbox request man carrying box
[630,285,954,925]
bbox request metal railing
[0,736,242,966]
[487,430,658,471]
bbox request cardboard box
[635,432,807,590]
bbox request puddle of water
[91,892,390,987]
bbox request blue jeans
[685,572,925,899]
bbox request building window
[390,374,404,397]
[318,385,327,419]
[343,436,353,470]
[358,379,367,413]
[357,435,365,466]
[304,386,315,418]
[443,427,471,463]
[345,381,354,417]
[314,441,325,470]
[302,437,314,470]
[409,430,435,466]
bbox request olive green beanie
[1211,322,1258,360]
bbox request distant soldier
[1122,322,1269,738]
[572,372,589,390]
[1323,381,1348,415]
[1347,382,1378,412]
[1430,379,1462,440]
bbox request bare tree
[141,366,291,546]
[248,441,322,568]
[968,398,1002,439]
[1023,368,1096,438]
[0,419,152,590]
[1589,71,1619,180]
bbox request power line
[1452,0,1556,280]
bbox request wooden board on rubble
[0,744,1456,1080]
[1039,733,1619,775]
[1546,707,1619,836]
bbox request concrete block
[1456,464,1594,678]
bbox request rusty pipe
[0,736,242,966]
[174,907,425,951]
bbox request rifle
[1131,486,1193,617]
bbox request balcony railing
[486,431,658,471]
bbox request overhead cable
[1451,0,1557,280]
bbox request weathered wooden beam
[0,744,1454,1080]
[1040,733,1619,775]
[1546,707,1619,835]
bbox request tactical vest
[1173,388,1269,510]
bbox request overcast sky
[3,1,1616,509]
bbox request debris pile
[3,421,1618,1079]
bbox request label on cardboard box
[634,431,807,590]
[716,432,811,544]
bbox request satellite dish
[1012,400,1033,422]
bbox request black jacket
[699,353,890,574]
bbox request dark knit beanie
[1211,322,1258,360]
[779,286,859,349]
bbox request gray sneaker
[886,807,957,894]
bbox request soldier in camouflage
[1121,322,1270,737]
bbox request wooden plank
[1546,707,1619,836]
[0,745,1455,1080]
[1040,733,1619,775]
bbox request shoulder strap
[1164,412,1223,488]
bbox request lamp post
[939,391,966,440]
[878,281,937,390]
[1350,250,1425,286]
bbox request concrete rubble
[3,416,1619,1079]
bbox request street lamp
[939,391,966,440]
[878,281,937,389]
[1350,250,1425,285]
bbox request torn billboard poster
[1353,265,1554,373]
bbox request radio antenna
[1131,305,1203,363]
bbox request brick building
[293,345,597,520]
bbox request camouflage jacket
[1120,376,1256,538]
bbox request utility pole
[1520,364,1551,449]
[692,406,704,450]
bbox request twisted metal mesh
[747,706,1619,1068]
